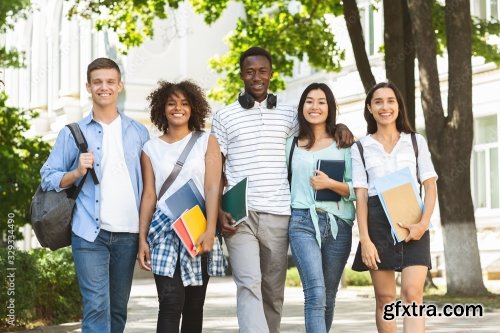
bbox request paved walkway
[31,275,497,333]
[118,276,500,333]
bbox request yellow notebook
[180,205,207,257]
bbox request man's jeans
[72,230,138,333]
[289,209,352,333]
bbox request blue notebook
[314,159,345,202]
[164,179,206,220]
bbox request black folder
[314,160,345,202]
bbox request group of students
[40,46,437,333]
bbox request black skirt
[352,196,431,272]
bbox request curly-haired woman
[137,80,225,333]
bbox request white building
[2,0,499,277]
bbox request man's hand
[335,123,354,148]
[218,208,237,236]
[77,152,94,177]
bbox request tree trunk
[343,0,376,93]
[383,0,416,129]
[402,1,416,130]
[407,0,488,296]
[442,0,487,296]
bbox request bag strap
[287,136,299,188]
[66,123,99,185]
[66,123,99,199]
[410,132,422,194]
[355,141,367,183]
[158,131,203,200]
[357,132,421,192]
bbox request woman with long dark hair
[287,82,355,332]
[351,82,438,333]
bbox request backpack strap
[66,123,99,185]
[355,140,368,183]
[158,131,203,200]
[64,123,99,199]
[287,136,299,188]
[357,133,421,193]
[411,132,422,194]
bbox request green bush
[0,249,38,328]
[343,268,372,286]
[0,247,81,330]
[286,267,302,287]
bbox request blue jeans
[289,209,352,333]
[72,230,138,333]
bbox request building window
[359,5,375,56]
[472,115,499,209]
[472,0,499,20]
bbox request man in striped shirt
[211,46,353,333]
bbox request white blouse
[351,133,438,196]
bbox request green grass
[286,267,500,311]
[424,286,500,310]
[286,267,373,287]
[343,268,372,286]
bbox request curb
[14,322,81,333]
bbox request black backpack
[30,123,99,250]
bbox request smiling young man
[211,47,294,333]
[41,58,149,333]
[211,47,353,333]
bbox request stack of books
[165,177,249,256]
[172,205,206,257]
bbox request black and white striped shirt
[211,99,298,215]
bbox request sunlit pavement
[115,276,500,333]
[59,273,500,333]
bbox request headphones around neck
[238,91,277,109]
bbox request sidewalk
[120,276,500,333]
[35,275,499,333]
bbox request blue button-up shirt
[41,111,149,242]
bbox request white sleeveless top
[142,132,210,215]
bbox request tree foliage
[0,0,30,69]
[67,0,179,52]
[67,0,346,102]
[0,0,31,32]
[0,92,51,238]
[432,1,500,64]
[0,47,25,69]
[65,0,500,104]
[206,1,345,102]
[1,0,43,243]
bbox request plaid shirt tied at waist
[148,208,226,286]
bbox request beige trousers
[224,210,290,333]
